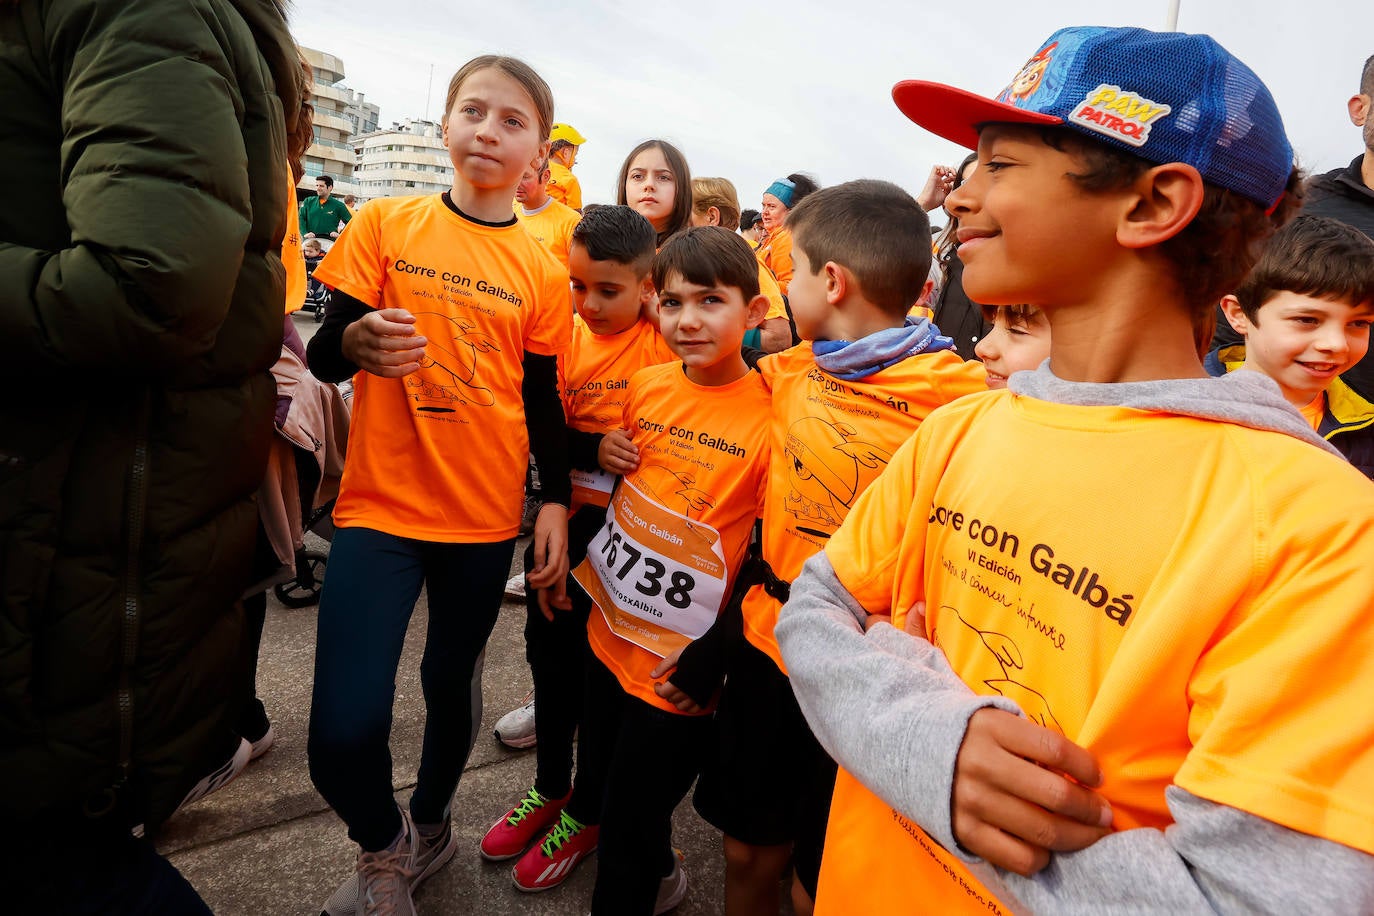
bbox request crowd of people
[5,4,1374,916]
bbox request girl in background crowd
[618,139,694,248]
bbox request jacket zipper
[117,393,152,791]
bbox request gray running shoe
[321,810,456,916]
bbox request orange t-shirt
[814,391,1374,914]
[547,162,583,211]
[313,194,572,542]
[745,344,986,672]
[758,265,788,321]
[282,163,307,315]
[756,226,794,292]
[1299,392,1325,431]
[559,316,677,510]
[517,198,581,268]
[580,364,770,714]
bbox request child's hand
[917,164,958,212]
[952,708,1113,877]
[649,648,705,714]
[342,308,427,378]
[598,429,639,475]
[527,503,571,621]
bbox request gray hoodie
[776,365,1374,915]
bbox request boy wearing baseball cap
[548,122,586,211]
[777,26,1374,914]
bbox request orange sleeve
[771,229,794,290]
[1176,483,1374,854]
[311,202,384,308]
[282,164,307,314]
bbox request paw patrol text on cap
[891,26,1293,208]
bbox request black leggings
[307,527,514,851]
[570,657,715,915]
[523,505,606,799]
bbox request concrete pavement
[162,311,737,916]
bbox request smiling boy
[563,225,771,914]
[776,26,1374,914]
[1214,213,1374,477]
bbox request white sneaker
[504,574,527,601]
[248,723,276,761]
[177,738,252,811]
[321,809,456,916]
[494,690,537,749]
[654,848,688,914]
[131,737,253,837]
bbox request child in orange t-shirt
[691,180,987,916]
[533,227,771,913]
[777,27,1374,915]
[302,55,573,915]
[475,206,678,883]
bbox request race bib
[570,467,615,509]
[573,478,727,658]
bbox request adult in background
[1,1,304,911]
[740,209,764,248]
[1212,54,1374,397]
[301,174,352,242]
[548,122,586,211]
[758,172,820,293]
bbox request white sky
[290,0,1373,213]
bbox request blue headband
[764,178,796,209]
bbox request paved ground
[160,310,739,915]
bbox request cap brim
[892,81,1062,149]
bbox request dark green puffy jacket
[0,0,301,834]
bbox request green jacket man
[300,174,352,238]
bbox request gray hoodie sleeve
[776,550,1017,855]
[777,551,1374,916]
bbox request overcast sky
[290,0,1372,212]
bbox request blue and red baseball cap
[892,26,1293,209]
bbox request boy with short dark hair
[547,226,771,913]
[1213,213,1374,477]
[693,179,987,916]
[777,27,1374,914]
[478,206,677,884]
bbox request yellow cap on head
[549,123,586,145]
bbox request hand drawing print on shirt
[407,313,499,409]
[935,604,1063,734]
[636,464,716,520]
